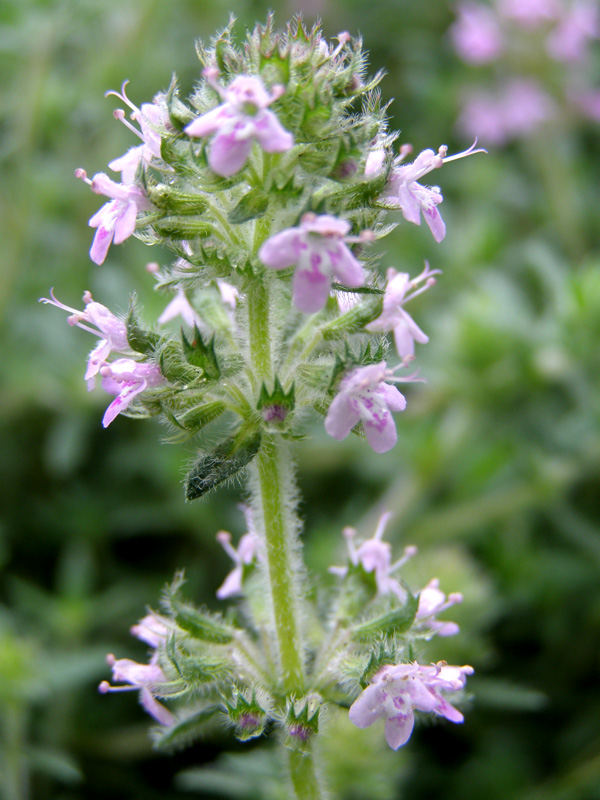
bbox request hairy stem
[288,747,328,800]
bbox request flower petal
[253,109,294,152]
[208,128,253,176]
[259,229,302,269]
[328,243,364,288]
[348,684,388,729]
[325,392,361,440]
[364,411,397,453]
[384,712,415,749]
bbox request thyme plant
[42,18,483,799]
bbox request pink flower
[106,81,168,182]
[385,141,486,242]
[458,81,556,145]
[415,579,463,637]
[325,362,419,453]
[158,288,202,328]
[450,2,504,64]
[99,613,173,726]
[349,661,473,749]
[76,170,151,265]
[185,72,294,177]
[366,263,440,359]
[259,213,366,313]
[99,358,165,427]
[546,0,599,62]
[498,0,559,27]
[329,512,417,600]
[215,505,260,599]
[39,289,129,387]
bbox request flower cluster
[450,0,600,143]
[43,20,479,767]
[40,290,166,427]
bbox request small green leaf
[185,430,262,501]
[153,706,220,751]
[126,303,162,355]
[228,190,269,224]
[352,593,419,642]
[181,327,220,379]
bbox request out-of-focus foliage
[1,1,599,799]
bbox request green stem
[1,704,28,800]
[288,747,327,800]
[254,436,305,692]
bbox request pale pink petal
[378,383,407,412]
[292,257,332,313]
[184,104,230,138]
[348,684,388,728]
[325,392,361,440]
[384,712,415,749]
[328,243,364,288]
[139,687,175,726]
[423,206,446,242]
[208,128,253,176]
[253,109,294,152]
[101,379,146,428]
[259,229,303,269]
[364,412,397,453]
[216,566,243,599]
[89,225,114,265]
[113,200,138,244]
[109,147,143,184]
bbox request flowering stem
[1,705,28,800]
[252,435,305,692]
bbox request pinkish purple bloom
[498,0,559,27]
[185,72,294,177]
[546,0,599,62]
[570,88,600,122]
[366,263,440,359]
[99,613,173,726]
[329,513,417,599]
[450,2,504,64]
[349,661,473,749]
[215,505,260,599]
[77,170,152,265]
[99,358,165,428]
[259,213,367,313]
[385,141,486,242]
[415,579,463,637]
[458,80,556,145]
[158,288,202,328]
[106,81,166,181]
[325,362,419,453]
[39,289,129,387]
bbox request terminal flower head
[99,359,165,428]
[185,71,294,176]
[76,169,151,265]
[39,289,129,387]
[385,141,486,242]
[330,512,417,600]
[366,263,440,358]
[349,661,473,749]
[259,213,367,313]
[325,361,420,453]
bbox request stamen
[75,168,92,186]
[329,31,351,59]
[442,138,487,165]
[373,512,392,541]
[105,80,138,114]
[342,525,358,563]
[389,545,418,574]
[113,108,144,141]
[216,530,239,562]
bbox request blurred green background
[1,0,599,798]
